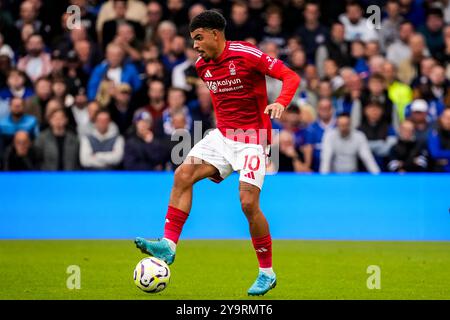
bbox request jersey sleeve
[253,51,284,77]
[240,43,301,107]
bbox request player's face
[191,28,220,62]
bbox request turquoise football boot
[134,237,176,265]
[247,271,277,296]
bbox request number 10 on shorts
[243,155,261,171]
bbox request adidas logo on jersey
[244,171,255,180]
[205,70,213,78]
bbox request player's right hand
[264,102,285,119]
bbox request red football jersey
[195,41,285,145]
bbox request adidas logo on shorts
[244,172,255,180]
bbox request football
[133,257,171,293]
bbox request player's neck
[213,39,227,60]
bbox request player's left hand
[264,102,285,119]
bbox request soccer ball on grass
[133,257,170,293]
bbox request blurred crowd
[0,0,449,173]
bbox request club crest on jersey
[229,61,236,75]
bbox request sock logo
[165,219,170,223]
[256,247,268,253]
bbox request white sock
[259,267,275,277]
[163,238,177,252]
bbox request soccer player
[135,10,300,296]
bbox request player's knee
[174,165,195,188]
[240,196,258,215]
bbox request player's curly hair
[189,10,227,33]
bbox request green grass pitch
[1,240,449,300]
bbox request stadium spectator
[0,33,14,62]
[189,82,215,136]
[386,21,415,66]
[418,8,445,59]
[2,130,38,171]
[166,0,189,28]
[24,77,52,125]
[87,43,142,101]
[51,77,73,109]
[63,50,91,95]
[387,119,429,172]
[17,34,52,83]
[358,101,397,168]
[68,0,98,42]
[427,64,450,108]
[261,6,288,52]
[158,87,192,137]
[295,1,328,62]
[40,98,76,133]
[0,97,39,150]
[14,1,50,44]
[379,0,404,52]
[172,45,200,97]
[48,50,67,81]
[106,83,136,135]
[279,105,307,150]
[304,98,336,172]
[410,56,437,90]
[139,79,167,131]
[68,87,89,137]
[367,54,386,76]
[336,73,364,121]
[161,35,187,74]
[350,40,370,79]
[383,61,413,122]
[428,108,450,172]
[34,108,79,171]
[83,100,119,137]
[398,0,426,27]
[406,99,433,144]
[144,1,164,43]
[359,74,395,127]
[123,110,169,171]
[320,113,380,174]
[323,59,344,92]
[111,22,143,64]
[315,21,351,79]
[226,1,259,41]
[143,58,169,87]
[178,3,207,39]
[80,109,124,170]
[339,1,378,42]
[274,130,308,172]
[96,0,147,40]
[100,0,145,49]
[155,20,177,56]
[0,69,34,103]
[397,33,429,84]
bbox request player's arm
[263,60,301,119]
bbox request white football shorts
[186,129,266,190]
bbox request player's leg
[239,182,277,296]
[162,158,218,244]
[135,158,218,264]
